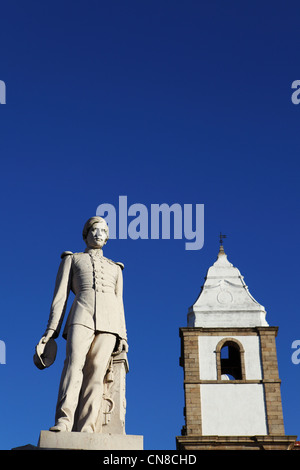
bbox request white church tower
[176,241,297,450]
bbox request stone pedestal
[38,431,143,450]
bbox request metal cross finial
[219,232,227,246]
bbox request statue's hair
[82,216,109,242]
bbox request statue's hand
[34,329,57,370]
[41,329,54,345]
[120,339,129,353]
[114,338,128,355]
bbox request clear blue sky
[0,1,299,450]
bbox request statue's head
[82,216,109,249]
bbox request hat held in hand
[33,337,57,370]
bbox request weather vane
[219,232,227,246]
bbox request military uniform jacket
[46,248,127,341]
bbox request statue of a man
[35,216,128,433]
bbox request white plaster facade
[200,383,267,436]
[198,334,267,436]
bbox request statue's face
[86,221,108,249]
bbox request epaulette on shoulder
[104,257,125,270]
[61,251,74,259]
[115,261,124,270]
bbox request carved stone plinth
[99,351,129,434]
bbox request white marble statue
[35,216,128,433]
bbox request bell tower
[176,242,297,450]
